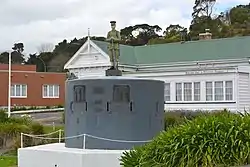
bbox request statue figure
[106,21,121,70]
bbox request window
[206,82,213,101]
[225,81,233,100]
[113,85,130,103]
[214,81,224,101]
[184,82,192,101]
[175,82,201,102]
[176,83,182,101]
[205,81,233,101]
[43,84,59,98]
[194,82,200,101]
[11,84,27,97]
[74,85,85,102]
[164,83,170,101]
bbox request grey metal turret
[64,76,164,150]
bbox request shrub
[8,117,32,125]
[120,110,250,167]
[0,110,8,123]
[30,123,44,135]
[164,110,206,130]
[61,111,65,124]
[57,104,64,108]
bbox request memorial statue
[106,21,121,70]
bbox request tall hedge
[120,111,250,167]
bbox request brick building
[0,64,66,107]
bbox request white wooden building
[64,35,250,112]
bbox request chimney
[199,29,212,40]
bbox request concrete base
[105,69,122,76]
[18,143,126,167]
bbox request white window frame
[225,81,233,101]
[184,82,192,101]
[174,82,201,102]
[176,83,182,101]
[193,82,201,101]
[206,82,213,101]
[164,83,170,101]
[11,84,27,98]
[205,81,233,101]
[214,81,224,101]
[43,84,60,98]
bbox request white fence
[20,130,152,149]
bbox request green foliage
[120,146,146,167]
[0,156,17,167]
[0,111,45,151]
[164,110,205,130]
[57,104,64,108]
[30,123,44,135]
[0,111,8,123]
[120,110,250,167]
[62,111,65,124]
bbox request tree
[53,39,68,54]
[120,26,135,43]
[120,24,162,46]
[189,0,220,40]
[12,43,24,53]
[192,0,216,18]
[11,43,25,64]
[189,16,223,40]
[229,3,250,28]
[47,54,70,72]
[135,24,162,45]
[0,43,25,64]
[25,53,45,72]
[164,24,190,42]
[11,51,25,64]
[0,52,9,64]
[217,3,250,37]
[37,43,54,54]
[25,53,37,65]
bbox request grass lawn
[0,156,17,167]
[43,125,64,133]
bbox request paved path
[12,112,63,126]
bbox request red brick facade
[0,64,66,107]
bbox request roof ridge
[135,35,250,48]
[91,39,134,48]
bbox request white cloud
[0,0,249,54]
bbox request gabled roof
[64,38,110,69]
[92,36,250,66]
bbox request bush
[0,111,46,150]
[30,123,44,135]
[120,110,250,167]
[164,110,206,130]
[62,111,65,124]
[0,110,8,123]
[57,104,64,108]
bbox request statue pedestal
[18,143,124,167]
[105,69,122,76]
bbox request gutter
[132,58,250,69]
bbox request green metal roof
[92,36,250,65]
[92,40,137,65]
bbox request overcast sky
[0,0,249,55]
